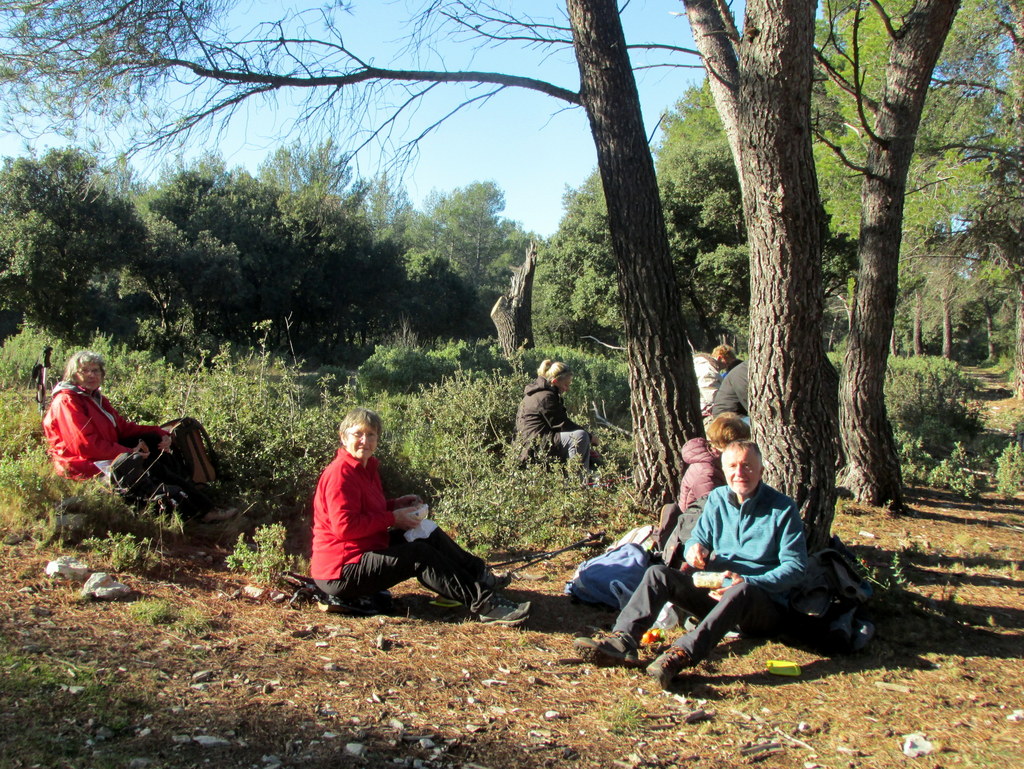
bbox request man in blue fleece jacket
[575,440,808,689]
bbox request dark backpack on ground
[564,542,654,609]
[785,537,875,654]
[282,573,394,616]
[109,452,202,520]
[161,417,218,485]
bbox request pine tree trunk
[913,290,924,355]
[838,0,958,510]
[942,288,954,359]
[566,0,704,502]
[1017,280,1024,399]
[986,312,995,361]
[684,0,839,550]
[738,0,839,549]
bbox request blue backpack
[564,543,653,609]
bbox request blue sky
[0,1,706,237]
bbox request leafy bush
[885,356,982,456]
[519,345,631,426]
[225,523,294,586]
[358,339,512,394]
[927,443,980,498]
[893,427,933,486]
[381,371,640,552]
[2,326,640,554]
[80,532,160,573]
[996,441,1024,498]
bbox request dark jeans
[314,528,493,614]
[613,564,787,663]
[111,433,214,518]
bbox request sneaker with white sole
[477,594,531,626]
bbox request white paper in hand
[402,503,434,541]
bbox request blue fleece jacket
[684,481,808,596]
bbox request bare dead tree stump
[491,241,537,358]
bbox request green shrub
[996,441,1024,498]
[893,427,934,486]
[885,356,982,455]
[381,371,640,552]
[927,443,980,498]
[225,523,294,586]
[3,326,640,554]
[80,532,160,573]
[519,345,631,426]
[357,339,512,394]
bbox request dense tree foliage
[0,146,533,362]
[0,149,146,339]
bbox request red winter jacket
[310,447,398,580]
[42,384,167,480]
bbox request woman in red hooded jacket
[43,350,231,522]
[43,350,170,479]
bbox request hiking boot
[645,646,693,689]
[317,593,348,614]
[479,569,513,591]
[478,594,531,626]
[573,631,639,666]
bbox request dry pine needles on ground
[2,482,1023,769]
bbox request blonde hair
[537,359,572,381]
[711,344,736,364]
[338,407,383,443]
[64,350,106,382]
[706,412,750,450]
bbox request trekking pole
[490,530,605,570]
[31,345,53,415]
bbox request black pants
[315,528,493,614]
[613,564,787,663]
[110,433,214,518]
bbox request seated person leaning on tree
[515,359,597,470]
[42,350,234,523]
[574,440,807,689]
[310,407,531,626]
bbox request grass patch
[129,599,214,636]
[599,696,647,736]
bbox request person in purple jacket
[575,441,808,689]
[656,412,750,568]
[677,412,750,511]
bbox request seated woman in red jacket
[42,350,232,523]
[311,407,531,626]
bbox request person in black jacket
[515,360,596,469]
[711,360,749,419]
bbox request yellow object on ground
[766,660,801,676]
[429,597,463,608]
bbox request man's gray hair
[723,440,761,461]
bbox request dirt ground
[2,374,1023,769]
